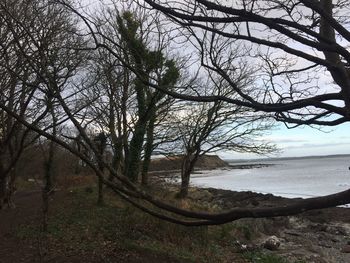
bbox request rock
[211,204,220,210]
[341,245,350,253]
[327,225,348,236]
[239,244,248,252]
[263,235,281,251]
[285,231,301,237]
[309,223,328,232]
[331,237,340,243]
[251,199,259,206]
[318,241,332,248]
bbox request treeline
[1,0,350,225]
[0,0,273,210]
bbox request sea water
[190,156,350,199]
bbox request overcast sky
[79,0,349,160]
[219,122,350,159]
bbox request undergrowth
[15,186,296,263]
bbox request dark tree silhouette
[140,0,350,126]
[1,0,350,226]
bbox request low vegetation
[13,181,303,263]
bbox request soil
[0,190,41,262]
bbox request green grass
[15,186,298,262]
[15,188,223,261]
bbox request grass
[15,185,298,262]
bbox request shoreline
[228,163,276,169]
[163,183,350,262]
[149,174,350,262]
[150,162,350,211]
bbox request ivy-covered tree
[116,11,180,183]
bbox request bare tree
[0,0,49,208]
[140,0,350,125]
[52,0,350,223]
[1,1,87,234]
[1,0,350,226]
[28,0,86,230]
[174,103,275,198]
[160,73,275,198]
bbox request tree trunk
[42,145,54,232]
[319,0,350,111]
[42,102,56,232]
[0,154,16,209]
[141,112,156,186]
[179,168,191,198]
[126,120,147,182]
[178,152,200,198]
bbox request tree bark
[42,100,56,232]
[178,151,200,198]
[141,111,156,186]
[319,0,350,112]
[126,120,147,182]
[42,140,55,232]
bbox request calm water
[191,156,350,199]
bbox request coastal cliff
[149,155,228,172]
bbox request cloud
[260,135,308,144]
[338,136,350,140]
[284,141,350,149]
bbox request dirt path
[0,190,43,262]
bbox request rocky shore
[228,163,275,169]
[185,187,350,263]
[149,155,350,262]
